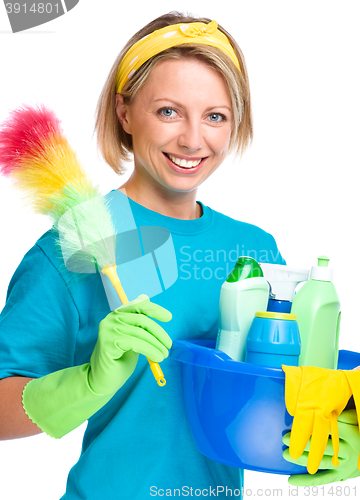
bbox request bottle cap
[317,255,330,267]
[260,263,309,300]
[255,311,297,321]
[309,255,334,281]
[226,256,263,283]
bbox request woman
[0,12,286,499]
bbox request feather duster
[0,104,165,385]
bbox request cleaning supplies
[284,409,360,485]
[260,264,309,314]
[245,311,301,368]
[290,256,341,369]
[282,365,352,474]
[216,256,269,361]
[0,104,167,385]
[22,295,172,438]
[284,364,360,478]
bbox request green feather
[52,182,116,274]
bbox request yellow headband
[115,20,241,94]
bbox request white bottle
[216,257,270,361]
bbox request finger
[330,414,340,467]
[113,322,170,360]
[283,449,336,470]
[283,448,308,467]
[338,409,358,425]
[288,469,341,487]
[307,413,330,474]
[119,295,172,322]
[283,434,336,458]
[282,432,291,446]
[289,412,314,460]
[114,329,168,362]
[117,312,172,349]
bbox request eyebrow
[154,98,232,112]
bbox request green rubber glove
[22,295,172,438]
[283,410,360,485]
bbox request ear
[115,94,132,134]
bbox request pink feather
[0,104,62,176]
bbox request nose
[178,118,203,152]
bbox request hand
[89,294,172,395]
[22,295,172,438]
[283,410,360,485]
[282,365,352,473]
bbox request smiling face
[116,58,233,197]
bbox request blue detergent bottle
[245,311,301,368]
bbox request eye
[208,113,227,123]
[157,107,177,119]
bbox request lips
[163,152,207,175]
[164,152,206,169]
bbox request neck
[118,170,202,220]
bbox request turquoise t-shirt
[0,190,285,499]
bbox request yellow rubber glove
[282,365,352,474]
[283,410,360,485]
[342,370,360,470]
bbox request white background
[0,0,359,498]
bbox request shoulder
[35,228,72,275]
[206,204,273,239]
[7,228,88,306]
[6,228,72,299]
[203,205,286,265]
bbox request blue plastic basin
[170,340,360,475]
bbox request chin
[164,180,200,194]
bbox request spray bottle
[216,256,269,362]
[260,263,309,313]
[290,256,341,369]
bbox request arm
[0,241,80,439]
[0,377,42,440]
[21,295,172,439]
[0,296,172,441]
[0,242,172,440]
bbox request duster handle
[101,264,166,386]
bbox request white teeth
[168,154,202,169]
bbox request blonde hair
[95,12,253,174]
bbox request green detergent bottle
[216,257,270,362]
[290,256,341,369]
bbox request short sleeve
[0,243,79,380]
[249,226,286,266]
[265,233,286,265]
